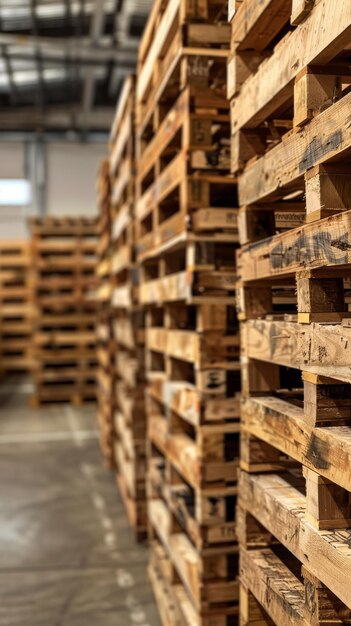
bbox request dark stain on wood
[270,229,349,271]
[306,433,330,470]
[299,131,343,173]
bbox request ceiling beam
[81,0,107,132]
[0,106,115,131]
[0,34,135,63]
[1,45,18,104]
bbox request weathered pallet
[137,0,229,127]
[229,0,351,173]
[148,496,239,619]
[148,541,185,626]
[29,216,98,237]
[237,209,351,283]
[136,150,238,258]
[0,240,32,373]
[138,85,230,171]
[30,217,99,407]
[238,470,351,617]
[149,537,239,626]
[148,399,239,485]
[148,415,238,549]
[139,234,237,305]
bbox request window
[0,180,31,206]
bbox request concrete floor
[0,378,161,626]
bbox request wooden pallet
[140,234,238,305]
[228,0,351,277]
[229,3,351,622]
[113,320,148,542]
[238,470,351,626]
[29,216,98,237]
[134,2,241,621]
[30,217,98,406]
[136,85,237,260]
[0,240,33,373]
[148,496,239,625]
[145,298,240,623]
[229,0,351,175]
[96,159,116,469]
[96,76,149,543]
[136,0,229,130]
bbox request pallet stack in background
[136,0,241,622]
[30,217,98,407]
[0,241,33,375]
[96,160,116,468]
[109,76,148,541]
[229,0,351,623]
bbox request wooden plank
[291,0,315,25]
[148,378,240,426]
[241,318,351,383]
[136,151,186,222]
[232,0,291,51]
[138,0,164,65]
[242,395,351,491]
[110,75,134,144]
[149,499,239,612]
[138,88,188,181]
[166,329,240,367]
[111,245,132,275]
[140,270,236,305]
[109,113,132,177]
[230,0,351,132]
[238,209,351,282]
[111,203,130,241]
[111,161,131,209]
[239,471,351,610]
[238,90,351,205]
[137,0,180,103]
[192,208,239,233]
[240,548,305,626]
[111,285,134,308]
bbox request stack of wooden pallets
[96,159,116,468]
[136,1,241,622]
[229,1,351,623]
[30,217,98,406]
[109,76,148,541]
[0,240,33,374]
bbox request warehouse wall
[47,143,106,217]
[0,140,106,239]
[0,142,29,239]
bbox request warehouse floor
[0,378,161,626]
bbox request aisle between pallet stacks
[0,377,161,626]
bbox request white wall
[0,142,29,239]
[0,140,106,239]
[47,142,106,217]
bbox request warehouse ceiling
[0,0,152,133]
